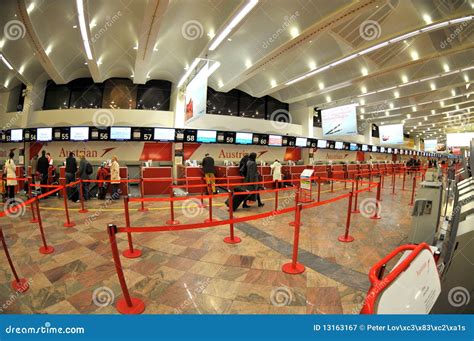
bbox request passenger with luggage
[97,162,110,200]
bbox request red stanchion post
[0,228,30,293]
[198,181,207,209]
[35,199,54,254]
[204,193,214,223]
[338,191,355,242]
[352,177,360,213]
[330,179,334,193]
[107,224,145,314]
[289,188,303,227]
[391,171,396,196]
[62,187,76,227]
[402,169,406,191]
[377,173,383,202]
[78,180,88,213]
[371,183,382,220]
[409,175,417,207]
[274,181,279,211]
[166,188,180,225]
[27,185,38,223]
[122,196,141,258]
[282,202,305,274]
[317,177,321,202]
[137,179,148,212]
[368,172,372,192]
[224,191,241,244]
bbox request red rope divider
[0,228,30,293]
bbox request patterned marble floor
[0,178,416,314]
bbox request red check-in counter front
[258,165,272,187]
[177,165,204,193]
[330,164,345,180]
[141,167,172,195]
[214,166,243,190]
[346,164,358,180]
[312,165,329,180]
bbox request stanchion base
[289,221,304,226]
[30,218,39,223]
[204,218,214,223]
[338,235,355,243]
[370,215,382,220]
[198,204,207,208]
[11,278,30,293]
[78,209,88,213]
[166,220,180,225]
[137,208,149,212]
[116,297,145,314]
[123,249,142,258]
[39,245,55,254]
[351,210,360,214]
[63,221,76,227]
[282,262,305,274]
[223,236,241,244]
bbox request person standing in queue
[78,154,93,200]
[239,154,249,178]
[96,162,110,200]
[30,154,38,183]
[202,153,216,194]
[243,152,264,208]
[270,159,282,188]
[110,156,121,199]
[4,151,17,202]
[37,151,50,195]
[65,152,78,201]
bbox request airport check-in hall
[0,0,473,334]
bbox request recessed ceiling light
[410,50,419,60]
[430,83,436,91]
[389,102,394,109]
[245,59,252,68]
[443,64,450,72]
[271,79,277,87]
[440,100,445,107]
[73,25,77,28]
[464,74,469,82]
[385,111,389,116]
[456,105,460,110]
[218,80,224,88]
[27,3,35,13]
[412,106,417,112]
[361,86,367,94]
[326,96,331,103]
[361,67,368,76]
[407,114,411,118]
[360,108,365,113]
[424,116,428,121]
[431,109,435,115]
[309,61,317,70]
[318,82,324,90]
[401,75,408,83]
[360,115,365,119]
[394,91,400,98]
[290,27,299,38]
[451,89,456,96]
[227,38,232,41]
[360,99,365,105]
[422,14,432,24]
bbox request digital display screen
[235,132,253,145]
[70,127,89,141]
[217,131,235,144]
[197,130,217,143]
[372,146,377,152]
[110,127,131,140]
[268,135,283,146]
[362,145,368,151]
[37,128,53,141]
[335,141,344,150]
[295,137,307,147]
[317,140,327,148]
[10,129,23,141]
[387,147,392,153]
[380,147,386,153]
[350,143,358,151]
[154,128,175,141]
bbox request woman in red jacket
[96,162,110,200]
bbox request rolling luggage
[225,186,250,211]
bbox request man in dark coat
[243,152,264,208]
[37,150,49,195]
[65,152,78,200]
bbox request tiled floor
[0,177,417,314]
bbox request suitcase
[225,186,250,211]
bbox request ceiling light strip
[76,0,93,60]
[0,53,13,70]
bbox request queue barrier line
[0,228,30,293]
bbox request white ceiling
[0,0,473,142]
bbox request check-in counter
[258,165,273,187]
[214,166,243,190]
[312,165,329,180]
[177,165,204,193]
[141,167,172,195]
[346,164,358,180]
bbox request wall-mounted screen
[371,145,377,152]
[387,147,392,153]
[10,129,23,141]
[379,124,404,144]
[235,132,253,145]
[70,127,89,141]
[295,137,307,147]
[335,141,344,150]
[317,139,327,148]
[380,147,386,153]
[268,135,283,146]
[362,144,369,152]
[37,128,53,141]
[196,130,217,143]
[154,128,175,141]
[321,103,358,137]
[110,127,131,140]
[349,143,358,151]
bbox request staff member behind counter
[202,153,216,194]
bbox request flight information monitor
[10,129,23,142]
[37,127,53,141]
[197,130,217,143]
[317,139,327,148]
[235,132,253,144]
[295,137,307,147]
[268,135,283,146]
[70,127,89,141]
[154,128,175,141]
[110,127,131,140]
